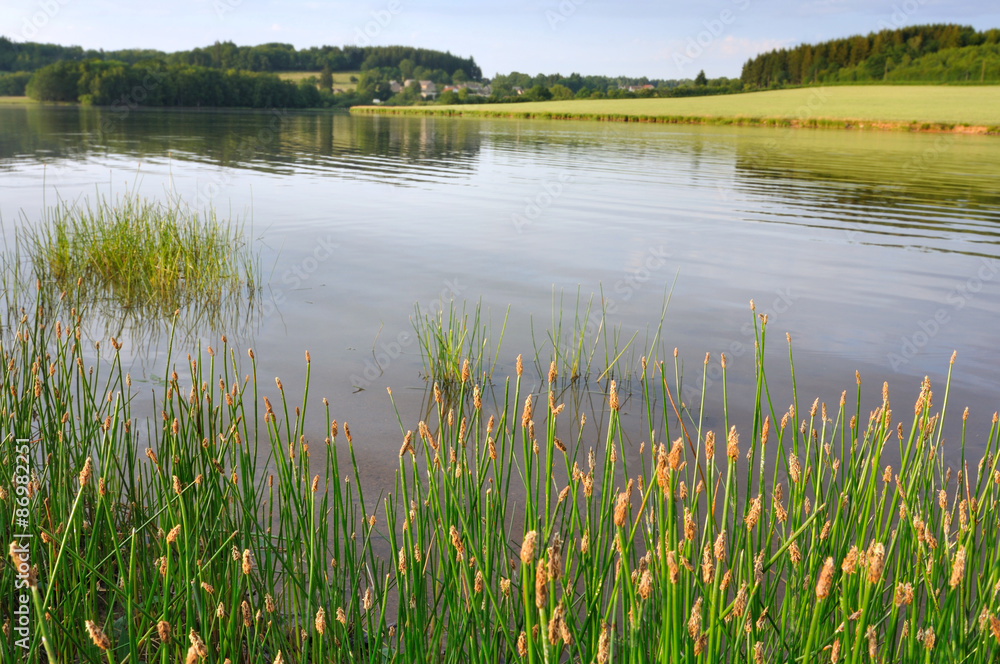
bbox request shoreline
[350,105,999,135]
[350,85,1000,135]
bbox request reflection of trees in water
[0,107,482,184]
[733,143,1000,257]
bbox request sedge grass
[21,186,260,321]
[1,287,999,663]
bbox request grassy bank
[277,70,360,91]
[352,86,1000,134]
[2,286,999,662]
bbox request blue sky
[3,0,998,79]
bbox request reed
[20,186,260,321]
[2,287,998,663]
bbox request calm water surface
[2,105,999,478]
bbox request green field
[0,95,32,104]
[353,85,1000,132]
[277,70,359,91]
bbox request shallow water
[1,105,999,477]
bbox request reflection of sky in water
[2,105,999,473]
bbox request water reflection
[0,107,483,185]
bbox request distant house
[512,86,524,95]
[462,83,490,96]
[389,80,404,94]
[624,84,655,93]
[418,80,437,99]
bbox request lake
[2,104,999,478]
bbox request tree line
[0,37,480,79]
[24,60,326,108]
[741,24,1000,88]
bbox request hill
[742,24,1000,88]
[0,37,480,79]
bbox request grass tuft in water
[21,186,259,319]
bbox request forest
[741,24,1000,88]
[0,37,480,79]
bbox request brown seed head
[613,490,629,527]
[950,546,966,588]
[157,620,171,643]
[535,555,549,608]
[189,629,208,657]
[816,557,835,599]
[315,606,326,634]
[867,542,885,584]
[79,457,93,488]
[520,530,538,565]
[86,620,112,651]
[726,426,739,461]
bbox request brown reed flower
[789,541,803,565]
[950,546,966,588]
[922,626,935,649]
[79,457,93,488]
[597,625,610,663]
[745,495,762,530]
[688,597,704,651]
[789,454,801,484]
[613,490,629,527]
[609,380,619,411]
[842,546,859,575]
[449,525,464,560]
[315,606,326,634]
[894,582,914,607]
[867,542,885,584]
[866,625,878,659]
[242,549,253,575]
[189,629,208,657]
[85,620,111,650]
[155,620,171,644]
[548,604,565,645]
[714,530,726,561]
[684,507,697,541]
[521,396,533,429]
[816,557,835,599]
[336,607,346,625]
[517,631,528,656]
[732,583,748,621]
[535,555,549,608]
[666,550,679,584]
[548,536,563,579]
[638,568,653,600]
[520,530,538,565]
[726,426,739,461]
